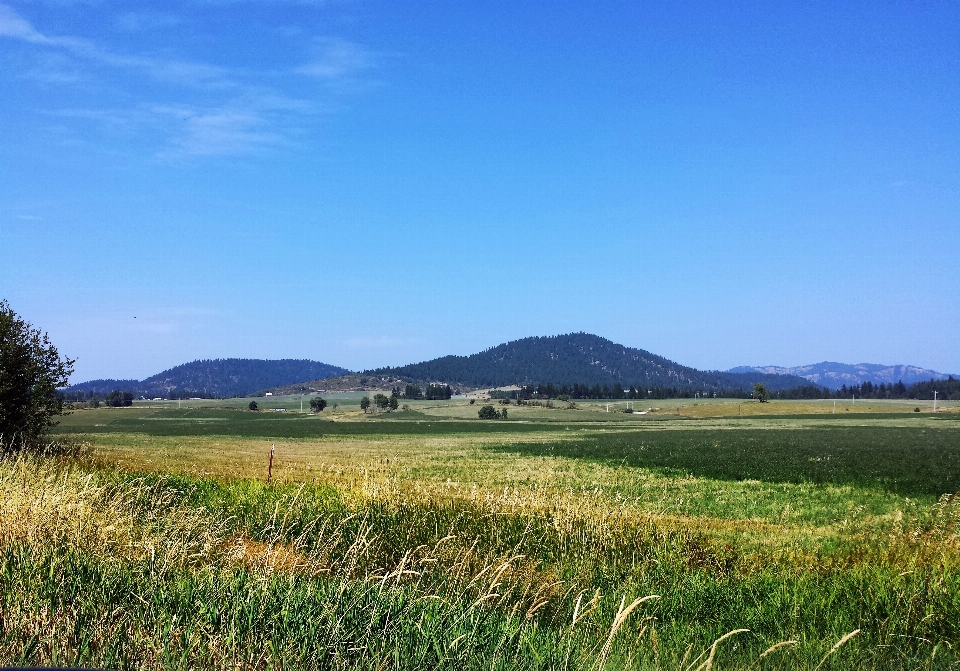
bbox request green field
[2,400,958,669]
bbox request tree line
[490,382,756,401]
[799,378,959,401]
[759,379,958,401]
[488,378,959,402]
[391,384,453,401]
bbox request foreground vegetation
[1,403,958,668]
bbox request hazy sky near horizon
[2,1,958,381]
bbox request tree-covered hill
[63,359,351,399]
[363,333,812,392]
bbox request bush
[478,405,507,420]
[248,401,258,411]
[478,405,499,419]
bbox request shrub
[478,405,507,420]
[478,405,499,419]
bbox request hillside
[64,359,351,399]
[275,333,814,394]
[729,362,956,390]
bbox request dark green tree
[374,393,390,410]
[389,395,399,411]
[424,384,452,400]
[478,405,499,419]
[753,382,770,403]
[0,301,74,450]
[360,396,371,412]
[248,400,258,411]
[309,397,327,412]
[104,391,133,407]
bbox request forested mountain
[63,359,351,399]
[728,362,956,390]
[363,333,812,392]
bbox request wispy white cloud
[0,3,47,42]
[45,100,306,158]
[20,50,88,84]
[1,3,377,159]
[114,11,182,32]
[153,104,286,157]
[0,3,85,47]
[296,37,372,80]
[1,4,233,88]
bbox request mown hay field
[1,403,958,669]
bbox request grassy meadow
[1,398,958,668]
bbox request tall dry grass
[0,454,956,669]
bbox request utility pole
[934,390,938,412]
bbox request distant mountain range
[63,359,351,399]
[275,333,815,394]
[65,335,953,399]
[728,362,957,391]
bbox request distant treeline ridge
[494,377,959,402]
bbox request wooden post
[268,443,275,483]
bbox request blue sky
[2,1,958,381]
